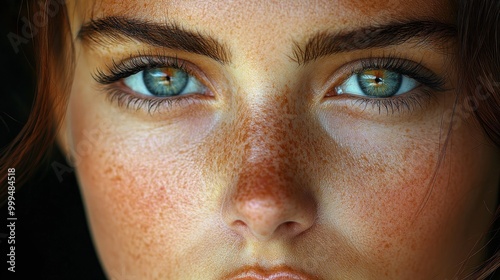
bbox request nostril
[223,191,317,239]
[233,220,246,228]
[282,221,295,229]
[281,221,304,235]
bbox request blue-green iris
[143,68,189,97]
[357,69,402,97]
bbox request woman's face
[59,0,500,279]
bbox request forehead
[69,0,453,39]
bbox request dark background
[0,1,106,279]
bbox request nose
[220,106,317,242]
[222,162,317,241]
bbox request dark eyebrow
[78,16,231,64]
[292,21,457,65]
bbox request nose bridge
[245,115,290,166]
[219,92,316,241]
[237,90,300,165]
[234,137,295,211]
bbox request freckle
[376,163,385,173]
[104,168,112,174]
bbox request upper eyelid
[93,56,198,85]
[338,58,446,90]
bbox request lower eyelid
[371,88,434,112]
[102,84,201,113]
[323,84,436,116]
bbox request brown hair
[0,0,73,203]
[1,0,499,278]
[456,0,500,147]
[456,0,500,278]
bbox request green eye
[337,69,419,98]
[124,67,205,97]
[357,69,402,97]
[143,68,189,97]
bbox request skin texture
[57,0,500,279]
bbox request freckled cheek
[317,113,448,253]
[336,155,434,244]
[326,146,458,277]
[73,137,212,275]
[68,115,218,276]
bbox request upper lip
[224,265,319,280]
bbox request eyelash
[93,55,206,113]
[329,56,446,114]
[93,55,446,114]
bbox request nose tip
[222,165,317,241]
[229,195,316,241]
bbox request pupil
[143,67,189,97]
[357,69,402,97]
